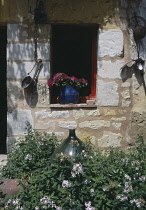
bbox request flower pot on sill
[59,85,79,104]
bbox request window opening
[50,25,97,103]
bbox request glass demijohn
[52,128,82,158]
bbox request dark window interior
[51,25,97,103]
[0,27,7,154]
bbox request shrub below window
[1,129,146,210]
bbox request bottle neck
[68,129,76,138]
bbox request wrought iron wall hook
[28,0,47,23]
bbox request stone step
[0,155,7,167]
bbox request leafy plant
[47,73,88,89]
[1,132,146,209]
[2,123,59,179]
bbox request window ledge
[50,103,97,108]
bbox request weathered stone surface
[98,131,122,148]
[73,109,85,119]
[112,122,122,130]
[47,132,64,137]
[98,60,124,79]
[111,117,126,121]
[97,80,119,106]
[35,110,50,118]
[7,110,33,135]
[129,111,146,141]
[7,137,19,153]
[35,110,69,119]
[87,109,101,116]
[118,110,127,115]
[58,121,77,129]
[121,82,130,88]
[122,99,131,107]
[103,109,116,116]
[98,29,123,58]
[119,0,128,8]
[7,62,50,79]
[7,23,50,42]
[79,120,110,129]
[7,24,22,41]
[89,136,96,146]
[49,111,70,119]
[121,90,130,99]
[0,155,7,167]
[35,121,55,130]
[0,179,21,195]
[7,43,50,60]
[7,81,21,109]
[35,82,50,108]
[119,9,127,18]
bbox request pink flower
[71,76,78,82]
[62,73,68,79]
[79,78,87,83]
[55,73,61,77]
[47,79,54,87]
[47,72,88,88]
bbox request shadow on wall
[121,62,146,95]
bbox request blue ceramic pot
[59,85,79,104]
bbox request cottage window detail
[50,25,97,104]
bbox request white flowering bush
[0,133,146,209]
[2,123,59,179]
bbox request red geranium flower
[47,73,88,89]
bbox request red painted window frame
[79,27,97,102]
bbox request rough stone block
[47,132,64,137]
[7,81,21,109]
[35,110,50,118]
[7,110,33,135]
[0,179,21,195]
[35,110,69,119]
[73,109,85,119]
[97,80,119,106]
[121,82,130,87]
[7,43,50,60]
[7,137,19,153]
[58,121,77,129]
[98,60,124,79]
[98,29,123,58]
[98,131,122,148]
[87,109,101,116]
[122,99,131,107]
[111,117,126,121]
[0,155,7,166]
[103,109,116,116]
[129,111,146,141]
[35,121,55,130]
[7,24,21,41]
[7,62,50,79]
[79,120,110,130]
[121,90,130,99]
[112,122,122,130]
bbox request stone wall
[4,0,146,151]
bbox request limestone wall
[3,0,146,151]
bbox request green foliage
[2,123,58,179]
[1,132,146,209]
